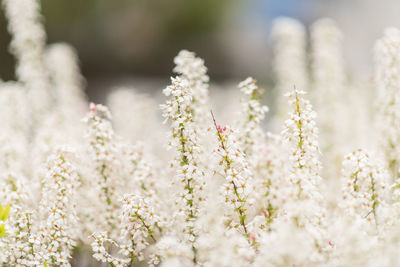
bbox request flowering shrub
[2,1,400,267]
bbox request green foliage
[0,204,10,238]
[0,204,10,221]
[0,224,8,238]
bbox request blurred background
[0,0,398,101]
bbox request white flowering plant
[1,1,400,267]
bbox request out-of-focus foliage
[0,0,233,80]
[45,1,231,78]
[0,204,10,238]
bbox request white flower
[375,27,400,181]
[160,75,207,263]
[340,150,389,228]
[211,118,254,240]
[37,147,79,266]
[236,77,269,162]
[2,0,51,125]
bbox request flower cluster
[44,43,87,116]
[1,211,37,266]
[82,103,123,238]
[91,194,162,266]
[311,19,348,179]
[160,76,207,263]
[280,90,329,263]
[2,0,51,125]
[91,232,129,267]
[211,114,253,240]
[282,90,322,198]
[375,28,400,181]
[36,147,80,266]
[340,150,389,227]
[237,77,269,158]
[173,50,210,128]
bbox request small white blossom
[340,150,389,228]
[37,147,80,266]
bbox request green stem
[211,111,248,236]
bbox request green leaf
[0,233,8,238]
[239,214,247,225]
[3,205,10,221]
[0,224,8,238]
[0,204,10,221]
